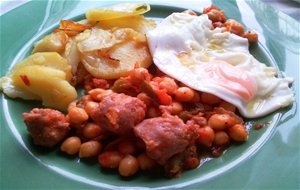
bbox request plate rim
[1,1,299,189]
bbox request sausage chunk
[90,93,146,135]
[134,114,197,165]
[22,108,70,147]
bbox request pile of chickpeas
[203,5,258,43]
[59,67,249,177]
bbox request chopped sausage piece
[90,93,146,135]
[22,108,70,147]
[134,114,197,165]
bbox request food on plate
[147,6,294,118]
[134,114,197,165]
[86,3,155,34]
[95,15,156,34]
[32,31,69,54]
[21,67,248,178]
[80,28,152,79]
[55,20,92,37]
[0,5,153,109]
[1,52,77,110]
[86,3,150,21]
[1,3,295,179]
[203,5,258,42]
[23,108,70,147]
[89,93,146,135]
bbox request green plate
[1,1,299,189]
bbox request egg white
[147,13,294,118]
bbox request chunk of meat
[134,114,197,165]
[22,108,70,147]
[90,93,146,135]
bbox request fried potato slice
[86,3,150,22]
[12,52,72,82]
[96,15,156,34]
[0,52,76,110]
[11,65,77,110]
[32,31,68,54]
[81,29,152,79]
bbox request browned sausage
[90,93,146,135]
[134,114,197,165]
[22,108,70,147]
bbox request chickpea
[213,131,230,146]
[175,87,195,102]
[158,77,178,95]
[171,101,183,115]
[118,139,137,155]
[80,95,92,102]
[137,92,152,107]
[163,101,184,115]
[228,124,248,142]
[137,153,156,170]
[201,92,221,105]
[102,89,113,98]
[243,30,258,43]
[224,19,244,36]
[68,107,89,125]
[146,107,161,118]
[219,101,236,113]
[98,151,124,168]
[82,123,103,139]
[206,9,226,22]
[191,115,207,127]
[196,126,215,147]
[129,68,151,85]
[78,95,92,108]
[84,101,99,115]
[88,88,106,101]
[119,155,139,177]
[67,100,77,112]
[208,114,237,130]
[89,89,113,102]
[79,141,102,158]
[191,91,200,102]
[60,137,81,155]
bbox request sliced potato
[86,3,150,22]
[76,28,118,53]
[32,31,68,54]
[109,40,152,69]
[96,15,156,34]
[1,52,76,110]
[64,38,81,75]
[11,65,77,110]
[82,39,152,79]
[12,52,72,82]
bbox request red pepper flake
[20,75,30,86]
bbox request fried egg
[147,13,294,118]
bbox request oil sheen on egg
[147,13,294,118]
